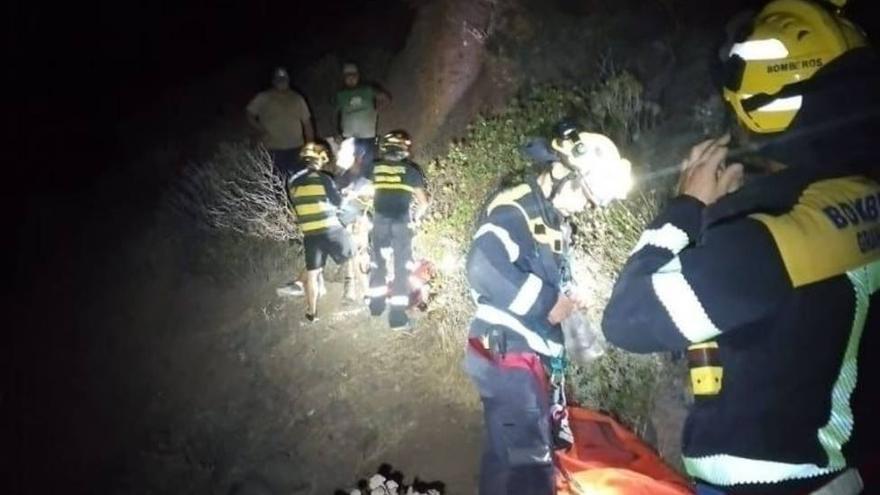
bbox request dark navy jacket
[603,50,880,491]
[467,180,568,358]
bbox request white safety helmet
[551,122,633,206]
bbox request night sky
[12,0,879,196]
[13,0,411,195]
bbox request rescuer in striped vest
[287,142,354,322]
[367,130,429,331]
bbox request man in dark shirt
[287,142,353,321]
[366,130,428,331]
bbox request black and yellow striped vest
[288,171,342,235]
[373,161,416,195]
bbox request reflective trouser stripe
[389,295,409,306]
[369,216,413,303]
[367,286,387,297]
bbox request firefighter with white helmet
[464,120,631,495]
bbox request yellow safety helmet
[299,142,330,169]
[723,0,867,134]
[379,130,412,158]
[551,122,633,206]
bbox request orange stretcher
[556,407,694,495]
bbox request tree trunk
[381,0,495,151]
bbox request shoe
[276,281,304,297]
[389,309,410,332]
[304,312,319,323]
[368,298,386,317]
[390,322,413,333]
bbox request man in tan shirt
[246,67,315,176]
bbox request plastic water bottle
[561,311,606,365]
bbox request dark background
[10,0,879,195]
[11,0,413,195]
[7,0,880,492]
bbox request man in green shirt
[334,63,390,172]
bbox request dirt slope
[92,253,482,494]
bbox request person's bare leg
[343,258,357,301]
[305,269,321,320]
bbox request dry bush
[568,193,665,431]
[691,92,729,137]
[573,192,662,280]
[167,143,298,242]
[589,58,661,144]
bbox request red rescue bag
[556,407,694,495]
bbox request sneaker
[389,309,410,332]
[276,281,304,297]
[390,322,413,333]
[368,298,386,317]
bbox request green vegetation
[419,74,667,430]
[173,70,671,434]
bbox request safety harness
[481,177,577,451]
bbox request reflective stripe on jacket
[371,159,425,221]
[603,169,880,488]
[466,180,568,358]
[288,170,343,234]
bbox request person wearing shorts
[303,227,353,273]
[288,143,353,321]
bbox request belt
[467,338,548,392]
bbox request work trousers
[368,215,412,329]
[353,137,376,171]
[464,346,555,495]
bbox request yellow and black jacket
[287,169,343,235]
[370,158,425,221]
[604,49,880,493]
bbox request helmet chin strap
[548,174,572,202]
[548,162,591,205]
